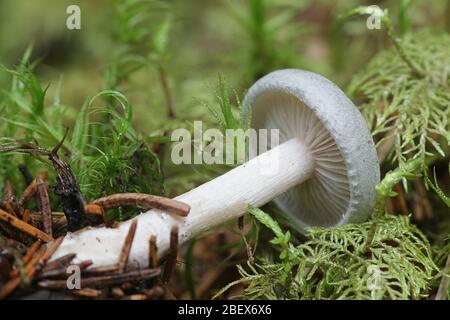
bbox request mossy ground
[0,0,449,299]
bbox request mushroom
[51,69,380,268]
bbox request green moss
[0,54,164,221]
[216,209,437,300]
[214,7,449,300]
[349,30,450,168]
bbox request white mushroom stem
[51,138,315,268]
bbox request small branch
[40,236,65,262]
[0,208,53,242]
[83,265,118,275]
[149,235,158,269]
[36,177,52,237]
[92,193,191,217]
[41,253,76,273]
[27,207,105,231]
[117,220,138,273]
[162,226,179,283]
[38,268,160,289]
[18,172,48,210]
[18,164,41,211]
[39,259,92,279]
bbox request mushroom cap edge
[243,68,380,230]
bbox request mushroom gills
[250,90,351,228]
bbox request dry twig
[0,208,53,242]
[149,235,158,269]
[92,193,190,217]
[162,226,179,283]
[38,268,160,289]
[18,172,48,210]
[117,220,138,273]
[41,253,76,273]
[36,177,53,236]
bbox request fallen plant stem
[149,235,158,269]
[117,220,138,273]
[36,177,52,237]
[0,208,53,242]
[162,226,179,283]
[18,164,41,211]
[18,172,48,210]
[41,253,76,273]
[83,265,119,275]
[92,193,190,217]
[38,268,160,289]
[39,259,92,279]
[40,236,64,261]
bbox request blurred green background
[0,0,448,195]
[0,1,446,117]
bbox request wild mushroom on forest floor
[50,69,380,268]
